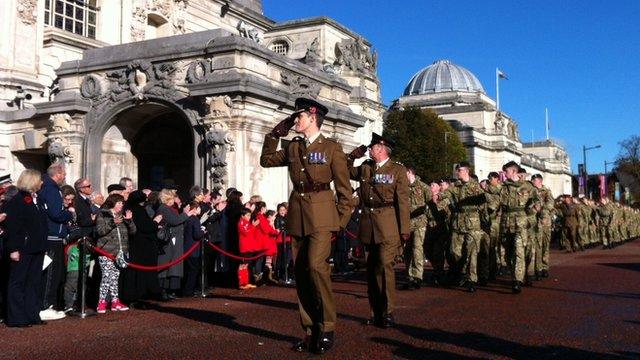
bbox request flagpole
[545,107,549,140]
[496,68,500,111]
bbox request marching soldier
[498,161,539,294]
[437,161,486,293]
[485,172,505,277]
[559,195,581,252]
[597,197,614,249]
[347,133,409,328]
[531,174,554,279]
[260,98,353,354]
[402,165,432,290]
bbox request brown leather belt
[295,183,331,193]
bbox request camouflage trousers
[503,228,530,283]
[577,224,589,247]
[600,225,611,246]
[404,226,426,280]
[426,226,447,277]
[477,230,492,281]
[536,224,552,272]
[450,230,482,283]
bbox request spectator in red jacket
[237,208,258,290]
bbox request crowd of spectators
[0,165,363,327]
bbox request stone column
[46,113,86,183]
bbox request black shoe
[541,269,549,278]
[315,332,334,354]
[512,281,522,294]
[31,320,47,326]
[412,278,421,289]
[7,323,31,328]
[432,275,441,287]
[535,272,542,281]
[524,276,534,287]
[292,336,311,352]
[457,277,467,287]
[364,316,381,326]
[401,281,416,291]
[478,278,488,286]
[467,282,477,293]
[381,315,395,328]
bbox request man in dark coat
[37,163,73,320]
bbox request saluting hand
[270,115,296,138]
[348,145,368,160]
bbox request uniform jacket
[38,175,73,239]
[260,133,353,237]
[3,191,49,254]
[408,176,432,231]
[348,158,410,244]
[536,186,555,225]
[438,179,485,233]
[95,209,136,254]
[499,179,539,233]
[558,203,578,227]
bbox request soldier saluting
[347,133,410,328]
[260,98,352,355]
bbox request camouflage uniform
[535,186,554,273]
[405,176,432,283]
[576,202,591,248]
[597,202,613,248]
[498,179,538,285]
[426,198,448,282]
[559,202,581,252]
[486,183,505,273]
[438,179,486,285]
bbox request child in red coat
[237,208,258,290]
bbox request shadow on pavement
[598,262,640,273]
[371,337,477,359]
[380,325,630,359]
[149,303,299,343]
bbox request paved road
[2,241,639,359]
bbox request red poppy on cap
[24,195,33,204]
[309,106,317,114]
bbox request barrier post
[72,237,95,318]
[199,239,213,298]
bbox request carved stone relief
[280,71,321,99]
[334,37,377,73]
[131,0,189,41]
[16,0,37,25]
[236,20,262,43]
[46,113,74,164]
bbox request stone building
[0,0,384,207]
[392,59,572,196]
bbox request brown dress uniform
[260,133,352,334]
[348,158,410,319]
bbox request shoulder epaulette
[393,161,404,166]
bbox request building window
[270,40,290,55]
[44,0,98,39]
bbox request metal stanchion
[72,237,95,318]
[199,239,213,298]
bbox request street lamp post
[444,132,452,176]
[582,144,601,198]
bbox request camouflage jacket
[408,176,433,231]
[499,179,539,233]
[438,179,485,233]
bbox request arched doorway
[93,101,198,194]
[132,113,194,191]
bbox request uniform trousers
[536,222,552,272]
[503,228,527,283]
[293,232,335,333]
[7,252,44,326]
[404,226,426,281]
[450,231,481,283]
[366,240,397,317]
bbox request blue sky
[263,0,640,174]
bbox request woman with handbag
[4,169,48,327]
[95,194,136,314]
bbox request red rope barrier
[206,242,266,261]
[90,241,201,271]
